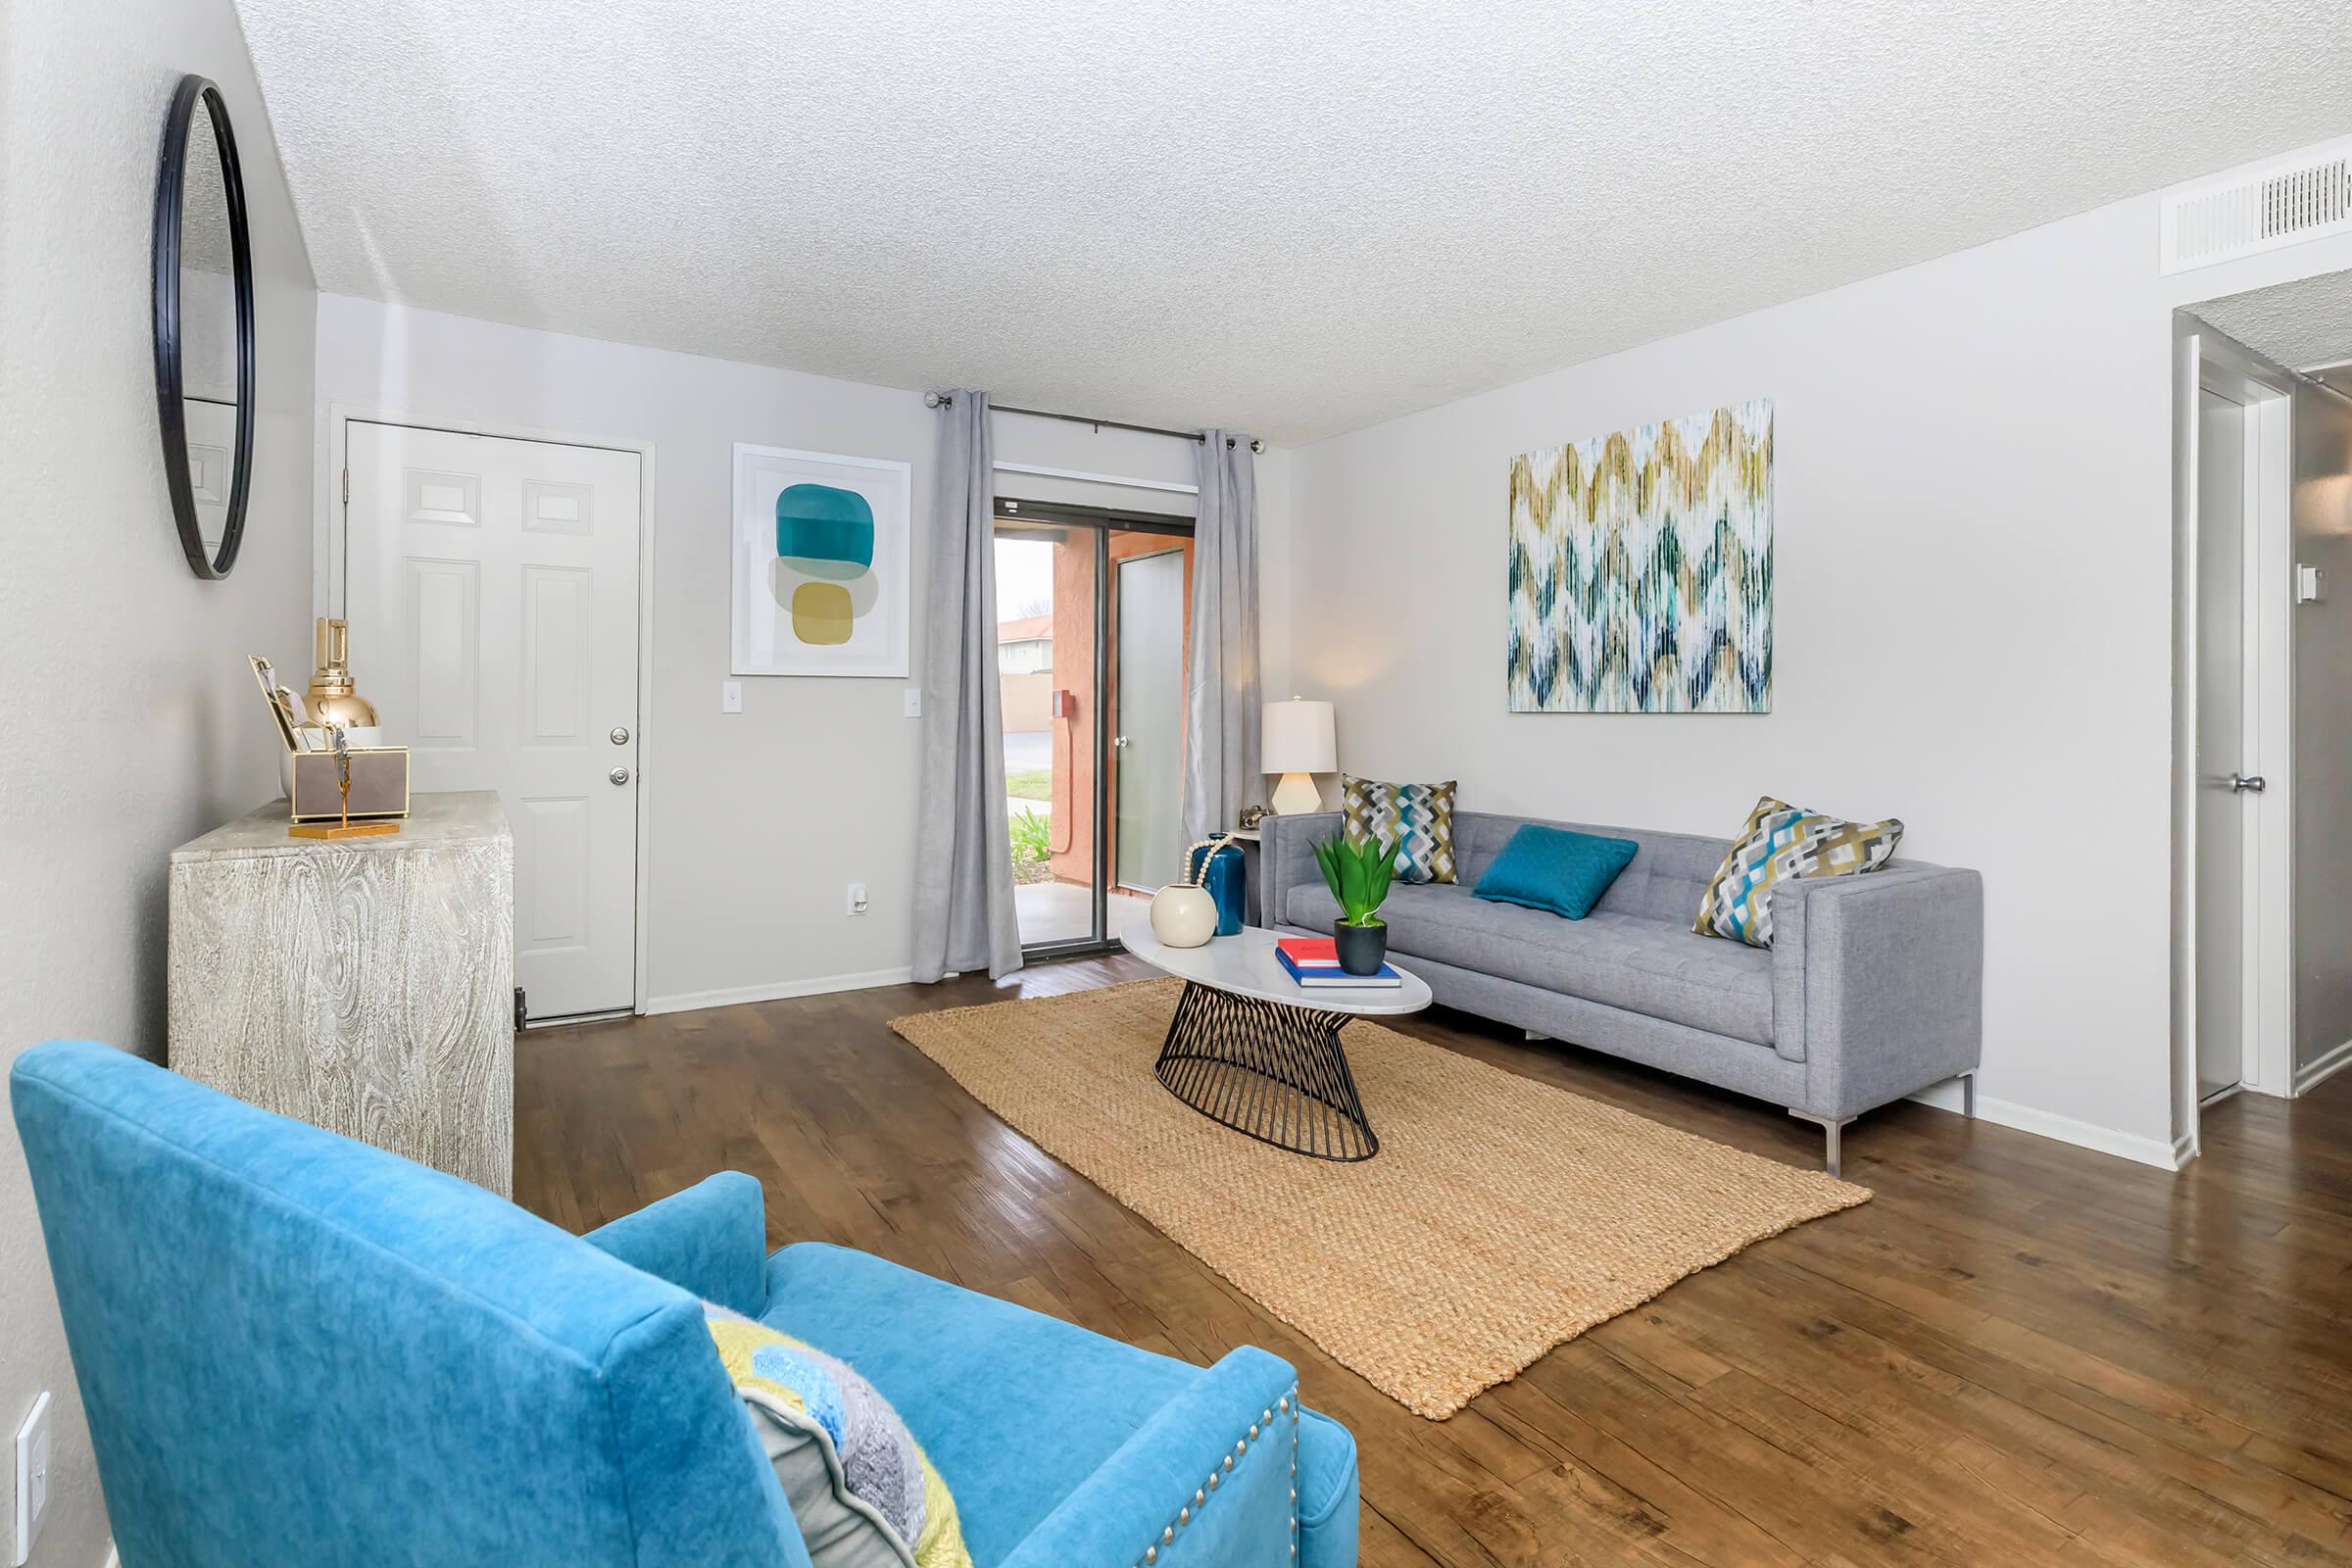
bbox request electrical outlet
[903,688,921,718]
[14,1390,51,1568]
[847,882,868,916]
[720,681,744,713]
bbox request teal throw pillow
[1473,825,1639,920]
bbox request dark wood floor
[515,956,2352,1567]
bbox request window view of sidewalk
[996,530,1100,946]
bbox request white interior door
[2195,387,2252,1102]
[344,421,642,1021]
[1114,550,1186,893]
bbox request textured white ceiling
[2191,268,2352,371]
[237,0,2352,445]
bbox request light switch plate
[721,680,744,713]
[14,1389,50,1567]
[847,881,868,916]
[903,688,922,718]
[2298,564,2325,604]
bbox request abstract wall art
[732,443,911,677]
[1506,399,1773,713]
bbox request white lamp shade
[1261,699,1336,775]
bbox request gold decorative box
[289,748,412,823]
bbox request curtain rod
[924,391,1263,454]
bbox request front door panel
[345,421,642,1020]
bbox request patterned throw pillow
[1341,774,1457,884]
[706,1305,972,1568]
[1694,796,1903,949]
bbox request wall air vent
[2162,135,2352,274]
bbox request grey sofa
[1263,810,1983,1174]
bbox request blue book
[1276,950,1401,988]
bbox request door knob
[610,766,631,786]
[2230,773,2266,793]
[1112,736,1131,749]
[610,726,629,745]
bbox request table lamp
[1262,697,1336,815]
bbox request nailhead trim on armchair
[1130,1383,1302,1566]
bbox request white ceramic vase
[1150,884,1218,949]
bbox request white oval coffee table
[1120,923,1432,1161]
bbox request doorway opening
[2174,267,2352,1152]
[992,499,1195,956]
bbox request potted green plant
[1311,833,1397,975]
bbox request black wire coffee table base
[1152,981,1379,1161]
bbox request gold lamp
[304,617,378,730]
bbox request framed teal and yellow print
[1506,400,1772,712]
[732,443,911,676]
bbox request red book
[1276,937,1341,968]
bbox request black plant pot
[1334,920,1388,976]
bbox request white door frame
[322,403,660,1018]
[2176,328,2295,1153]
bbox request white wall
[1285,192,2352,1168]
[313,296,1292,1009]
[0,4,317,1559]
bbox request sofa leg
[1960,1070,1978,1119]
[1787,1109,1855,1179]
[1524,1029,1547,1043]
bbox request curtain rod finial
[924,390,949,409]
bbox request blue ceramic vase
[1185,835,1249,937]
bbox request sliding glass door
[993,503,1194,955]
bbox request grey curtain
[910,391,1022,982]
[1180,431,1264,844]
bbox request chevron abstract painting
[1507,400,1773,712]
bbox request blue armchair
[11,1040,1359,1567]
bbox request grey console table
[167,790,515,1194]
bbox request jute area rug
[890,978,1870,1419]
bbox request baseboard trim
[642,966,917,1016]
[2295,1037,2352,1096]
[1905,1082,2185,1171]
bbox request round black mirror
[154,74,256,580]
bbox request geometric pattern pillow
[706,1305,973,1568]
[1693,795,1903,949]
[1341,773,1456,884]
